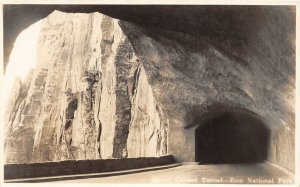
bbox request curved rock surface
[118,7,295,171]
[4,7,295,173]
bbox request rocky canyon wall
[118,6,295,172]
[4,11,167,163]
[4,7,295,173]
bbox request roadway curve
[56,163,292,184]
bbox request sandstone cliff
[5,11,167,163]
[4,7,295,173]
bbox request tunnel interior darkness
[195,111,270,164]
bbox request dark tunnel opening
[195,111,270,164]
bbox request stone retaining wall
[4,155,175,179]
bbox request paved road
[54,163,293,184]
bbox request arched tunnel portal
[194,110,270,164]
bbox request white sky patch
[3,20,43,110]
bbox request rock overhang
[3,5,295,70]
[3,5,295,172]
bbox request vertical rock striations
[4,72,34,163]
[4,7,294,174]
[127,65,168,158]
[4,11,167,163]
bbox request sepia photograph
[1,2,297,185]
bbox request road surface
[54,162,293,184]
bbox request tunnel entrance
[195,111,270,164]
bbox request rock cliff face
[117,7,295,172]
[4,7,295,173]
[5,11,167,163]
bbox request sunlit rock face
[4,11,167,163]
[4,6,295,173]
